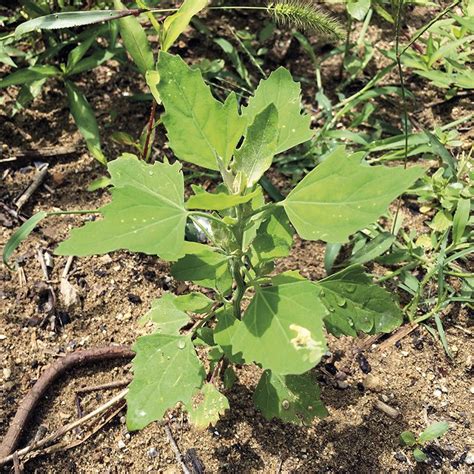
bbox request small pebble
[433,389,442,398]
[400,351,410,357]
[118,440,126,449]
[465,451,474,465]
[147,447,158,459]
[363,374,382,392]
[3,368,11,380]
[394,451,407,463]
[336,380,349,389]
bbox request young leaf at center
[157,52,246,170]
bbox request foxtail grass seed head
[268,0,344,40]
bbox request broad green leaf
[187,383,229,429]
[316,266,403,337]
[0,65,60,88]
[418,421,450,444]
[157,52,246,170]
[126,333,204,430]
[347,0,371,20]
[213,308,244,364]
[3,211,48,269]
[143,294,191,335]
[223,367,237,389]
[400,431,417,447]
[186,188,259,211]
[161,0,208,52]
[231,281,327,375]
[114,0,154,76]
[233,104,279,188]
[251,207,294,263]
[244,67,313,154]
[282,147,424,243]
[173,292,213,313]
[254,370,328,424]
[15,10,132,36]
[65,80,106,165]
[271,271,305,285]
[171,243,232,293]
[56,156,187,260]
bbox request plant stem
[189,211,225,227]
[231,206,247,320]
[142,100,157,162]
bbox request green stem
[400,0,461,56]
[189,211,225,227]
[231,206,247,320]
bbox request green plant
[4,52,423,428]
[400,421,450,462]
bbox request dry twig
[0,345,133,459]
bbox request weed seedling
[400,421,450,462]
[4,52,423,429]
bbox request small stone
[433,389,442,398]
[394,451,407,463]
[336,381,349,389]
[335,371,347,381]
[99,255,113,264]
[469,386,474,395]
[400,351,410,357]
[465,451,474,465]
[118,440,126,449]
[147,447,158,459]
[363,374,382,392]
[120,416,126,424]
[3,368,11,380]
[381,394,390,403]
[0,334,7,340]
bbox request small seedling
[400,421,450,462]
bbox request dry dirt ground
[1,4,473,473]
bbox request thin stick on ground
[165,425,191,474]
[23,399,126,463]
[0,345,134,459]
[0,389,128,466]
[15,164,49,211]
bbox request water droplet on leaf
[177,340,186,349]
[282,400,290,410]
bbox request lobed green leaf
[231,281,327,374]
[126,333,205,430]
[282,146,424,243]
[187,383,229,429]
[56,156,187,260]
[157,52,246,170]
[316,266,403,337]
[244,67,313,154]
[254,370,328,424]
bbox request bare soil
[1,4,473,473]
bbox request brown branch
[1,390,128,466]
[0,345,134,459]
